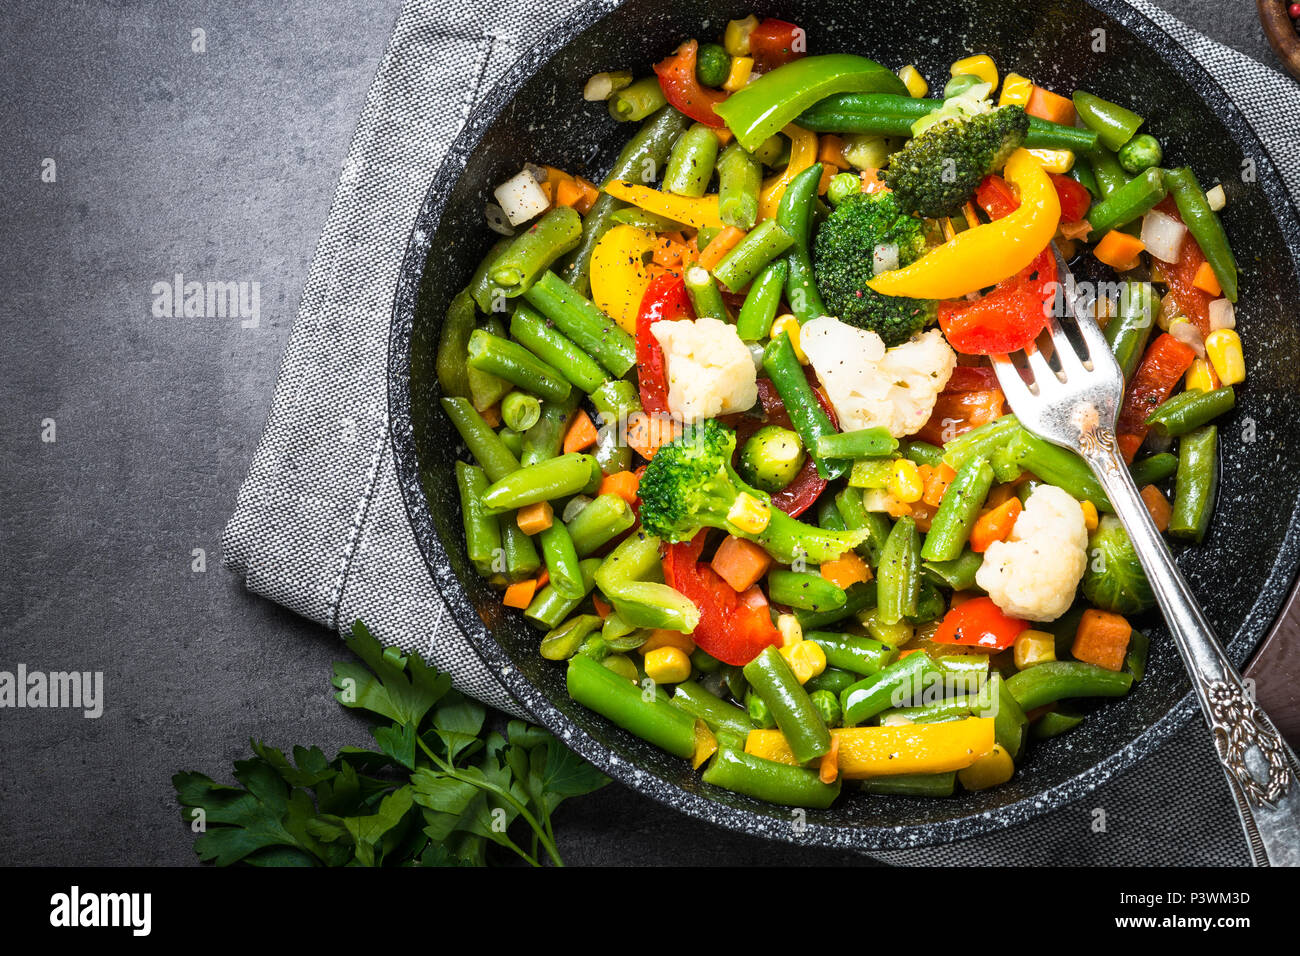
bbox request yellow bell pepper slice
[745,716,995,778]
[867,148,1061,300]
[590,224,657,334]
[602,180,724,231]
[757,124,818,221]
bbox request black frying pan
[389,0,1300,848]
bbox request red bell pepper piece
[1153,199,1212,335]
[748,18,806,73]
[915,366,1006,445]
[1115,332,1197,461]
[635,274,695,416]
[937,247,1057,355]
[770,457,824,518]
[976,173,1090,223]
[932,596,1028,651]
[653,40,728,127]
[662,532,781,666]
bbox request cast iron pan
[389,0,1300,849]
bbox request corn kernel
[889,458,924,503]
[1079,499,1099,532]
[1013,629,1057,670]
[1026,148,1075,174]
[727,491,771,534]
[999,72,1033,107]
[780,640,827,684]
[644,646,691,684]
[1205,329,1245,385]
[640,628,696,655]
[723,56,754,93]
[863,487,912,518]
[724,15,758,56]
[897,64,928,98]
[957,743,1015,790]
[950,53,998,89]
[770,314,806,363]
[1185,358,1216,392]
[777,613,803,648]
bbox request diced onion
[873,242,900,275]
[1169,317,1206,358]
[748,341,767,369]
[1208,298,1236,331]
[494,170,550,226]
[1158,291,1179,330]
[1140,210,1187,263]
[1205,184,1226,212]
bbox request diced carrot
[503,578,538,609]
[819,734,841,784]
[535,569,549,589]
[652,234,689,268]
[696,226,746,270]
[922,462,958,508]
[898,648,922,658]
[599,470,640,505]
[1140,484,1172,532]
[819,552,873,590]
[538,179,556,204]
[1026,85,1076,126]
[1072,608,1132,671]
[714,127,734,146]
[1192,260,1222,296]
[562,410,599,454]
[640,629,696,654]
[555,178,583,209]
[861,168,889,194]
[574,176,599,215]
[1094,230,1146,271]
[1060,218,1092,241]
[970,497,1023,553]
[479,403,502,428]
[516,501,554,535]
[626,413,682,459]
[711,535,773,593]
[817,134,848,169]
[909,500,937,533]
[592,594,613,619]
[817,163,838,196]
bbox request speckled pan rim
[387,0,1300,850]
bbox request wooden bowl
[1258,0,1300,79]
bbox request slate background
[0,0,1288,866]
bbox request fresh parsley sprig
[174,622,607,866]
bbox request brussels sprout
[827,172,863,206]
[1082,515,1156,614]
[809,689,842,728]
[738,425,806,492]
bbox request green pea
[696,43,731,89]
[1118,133,1163,174]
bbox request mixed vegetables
[437,15,1243,808]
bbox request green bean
[1072,91,1144,153]
[907,580,947,625]
[735,259,787,341]
[979,671,1027,760]
[814,427,898,461]
[743,645,831,763]
[1164,166,1238,302]
[717,142,762,230]
[877,516,921,624]
[455,462,502,578]
[817,497,846,533]
[767,570,847,613]
[899,440,944,468]
[1107,281,1159,381]
[807,631,896,676]
[672,680,754,738]
[1003,431,1112,511]
[1086,167,1166,241]
[922,548,983,592]
[509,304,608,394]
[481,453,601,514]
[841,651,936,726]
[466,330,571,403]
[1146,385,1235,437]
[877,698,971,725]
[538,519,584,599]
[702,744,841,808]
[712,220,795,292]
[567,654,697,758]
[1169,424,1218,543]
[566,493,636,556]
[796,580,877,629]
[436,290,476,399]
[1069,154,1100,198]
[466,316,512,412]
[540,615,603,661]
[1089,146,1129,200]
[500,391,542,433]
[594,530,662,587]
[1126,629,1151,682]
[1130,452,1178,488]
[663,123,721,198]
[751,133,785,167]
[589,378,641,475]
[834,487,892,566]
[861,772,956,797]
[762,332,847,480]
[441,397,520,482]
[595,532,699,633]
[467,237,512,313]
[490,206,582,296]
[940,415,1020,472]
[607,76,668,122]
[859,606,913,648]
[498,427,524,457]
[501,517,540,581]
[1032,709,1084,739]
[804,666,859,696]
[1005,661,1133,711]
[776,162,827,323]
[921,456,994,562]
[609,206,690,232]
[684,266,729,323]
[525,559,599,630]
[520,392,579,466]
[523,271,637,377]
[745,690,776,729]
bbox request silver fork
[990,245,1300,866]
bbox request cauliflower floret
[652,318,758,424]
[976,485,1088,622]
[800,318,956,438]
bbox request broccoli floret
[884,105,1029,219]
[637,419,865,565]
[812,191,935,346]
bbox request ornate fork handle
[1082,431,1300,866]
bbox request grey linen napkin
[223,0,1300,863]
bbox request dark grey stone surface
[0,0,1284,866]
